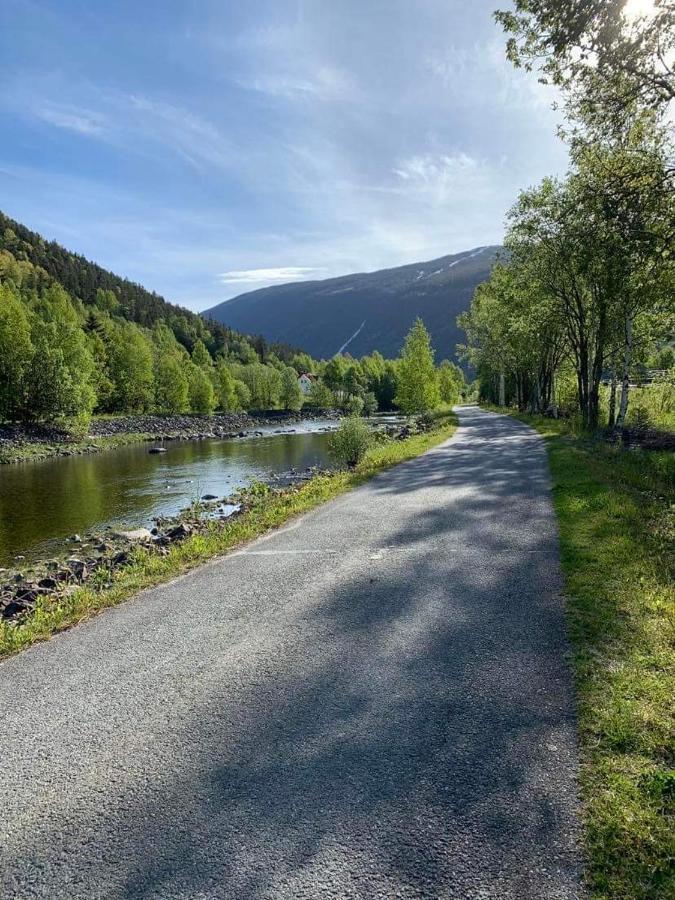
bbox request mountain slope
[0,210,300,361]
[204,246,502,360]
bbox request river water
[0,420,339,566]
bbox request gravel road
[0,406,583,899]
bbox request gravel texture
[0,406,583,899]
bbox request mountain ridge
[204,245,502,360]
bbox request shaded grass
[488,407,675,899]
[0,417,457,659]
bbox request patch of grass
[0,416,457,659]
[0,432,158,464]
[488,406,675,899]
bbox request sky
[0,0,568,311]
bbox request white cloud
[394,152,480,185]
[35,103,107,136]
[241,65,353,102]
[219,267,320,284]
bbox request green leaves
[394,318,441,414]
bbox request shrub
[344,395,365,416]
[328,417,372,468]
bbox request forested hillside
[0,213,466,428]
[0,212,308,425]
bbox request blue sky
[0,0,567,311]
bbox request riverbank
[0,409,341,464]
[0,413,457,658]
[485,406,674,899]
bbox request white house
[298,373,317,395]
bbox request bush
[344,395,365,416]
[328,417,373,468]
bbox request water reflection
[0,426,335,565]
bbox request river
[0,420,339,567]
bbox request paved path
[0,407,583,899]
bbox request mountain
[204,246,502,361]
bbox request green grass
[487,406,675,899]
[0,432,158,464]
[0,416,457,659]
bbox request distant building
[298,373,317,395]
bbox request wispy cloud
[219,267,320,284]
[34,103,107,136]
[0,1,570,312]
[394,152,480,184]
[240,65,353,102]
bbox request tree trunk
[498,370,505,407]
[608,366,617,428]
[615,312,633,432]
[551,370,558,418]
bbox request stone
[148,447,167,454]
[70,534,82,543]
[113,528,153,543]
[2,599,27,619]
[166,522,193,541]
[66,558,88,579]
[37,577,58,591]
[201,494,218,501]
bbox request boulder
[148,447,167,454]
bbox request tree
[323,356,349,396]
[105,321,155,412]
[191,339,213,369]
[24,285,97,421]
[187,363,216,413]
[343,363,366,401]
[0,283,33,421]
[394,319,440,413]
[495,1,675,123]
[214,360,237,411]
[362,391,378,416]
[233,379,251,410]
[437,360,464,407]
[154,352,189,413]
[279,366,303,410]
[305,380,334,409]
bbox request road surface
[0,407,583,899]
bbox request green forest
[0,214,463,427]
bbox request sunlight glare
[623,0,656,23]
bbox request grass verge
[487,406,674,899]
[0,414,457,660]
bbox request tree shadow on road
[6,409,584,899]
